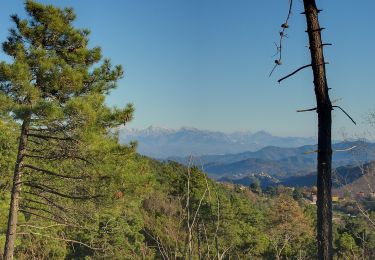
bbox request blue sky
[1,1,374,138]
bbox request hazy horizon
[1,0,374,138]
[120,124,375,141]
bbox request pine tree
[0,1,133,259]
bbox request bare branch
[332,105,357,125]
[304,149,318,154]
[278,64,312,83]
[269,0,293,77]
[278,62,328,83]
[297,107,317,112]
[305,27,325,33]
[143,229,170,260]
[191,188,208,230]
[277,64,312,83]
[301,9,322,14]
[334,146,357,152]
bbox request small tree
[0,1,133,259]
[292,187,304,202]
[249,180,261,194]
[267,194,313,259]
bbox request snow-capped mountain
[118,126,317,158]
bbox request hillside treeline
[1,118,375,259]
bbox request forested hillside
[2,120,375,259]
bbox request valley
[121,126,375,194]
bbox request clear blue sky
[1,1,374,138]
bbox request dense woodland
[0,1,375,259]
[1,125,375,259]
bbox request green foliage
[0,119,17,194]
[334,215,375,259]
[0,1,136,258]
[264,185,277,196]
[266,193,314,259]
[249,180,261,194]
[1,124,374,259]
[337,232,358,258]
[293,187,304,202]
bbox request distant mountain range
[171,141,375,177]
[169,141,375,191]
[119,126,375,192]
[225,160,375,194]
[119,126,317,158]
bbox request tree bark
[197,222,202,260]
[302,1,333,259]
[3,119,30,260]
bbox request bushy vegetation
[2,144,375,259]
[1,124,375,259]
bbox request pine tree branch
[19,223,69,230]
[19,209,67,224]
[27,138,44,145]
[24,191,72,213]
[20,204,61,219]
[24,182,100,200]
[18,231,103,251]
[24,164,88,180]
[27,133,78,142]
[24,154,93,164]
[21,197,70,213]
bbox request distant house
[303,190,310,197]
[286,186,295,191]
[311,194,317,204]
[239,185,247,191]
[308,192,341,204]
[356,191,365,199]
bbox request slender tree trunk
[197,222,201,260]
[188,234,192,260]
[215,235,219,260]
[3,119,30,260]
[302,1,333,259]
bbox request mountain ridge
[119,126,318,158]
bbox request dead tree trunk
[302,1,333,259]
[3,119,30,260]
